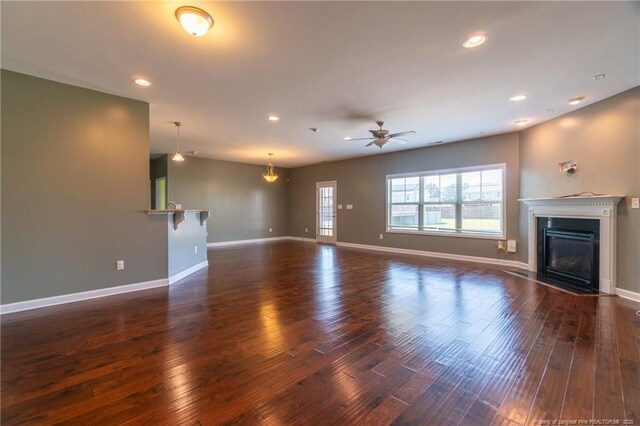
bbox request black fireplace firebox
[537,217,600,294]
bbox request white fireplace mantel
[519,196,624,294]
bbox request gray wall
[1,70,168,304]
[167,156,289,243]
[288,133,521,262]
[519,86,640,293]
[168,213,207,277]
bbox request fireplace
[520,196,623,295]
[537,217,599,293]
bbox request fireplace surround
[520,196,624,294]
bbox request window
[387,164,505,238]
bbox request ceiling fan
[346,121,416,148]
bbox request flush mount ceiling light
[134,78,151,87]
[509,95,527,102]
[569,96,586,105]
[515,119,530,126]
[172,121,185,162]
[463,32,488,48]
[175,6,214,37]
[343,136,352,141]
[267,115,280,121]
[262,153,278,183]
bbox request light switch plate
[632,198,640,209]
[116,260,125,270]
[346,204,353,210]
[338,205,343,209]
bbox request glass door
[316,181,337,244]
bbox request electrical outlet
[269,227,273,233]
[497,241,507,251]
[507,240,517,253]
[195,246,198,254]
[346,204,353,210]
[176,204,182,209]
[379,234,384,240]
[116,260,124,270]
[338,205,343,209]
[632,198,640,209]
[305,228,308,233]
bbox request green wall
[1,69,637,304]
[1,70,168,304]
[167,156,289,243]
[288,133,521,262]
[519,86,640,293]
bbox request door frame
[316,181,337,244]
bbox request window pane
[423,204,456,229]
[461,171,481,201]
[405,177,420,202]
[462,203,501,232]
[390,177,419,203]
[423,175,439,202]
[481,169,502,201]
[390,205,419,228]
[440,174,457,202]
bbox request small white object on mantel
[519,195,624,294]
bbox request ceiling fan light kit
[345,121,416,149]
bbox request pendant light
[262,153,278,183]
[172,121,185,162]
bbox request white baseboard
[207,236,290,247]
[168,260,209,285]
[287,236,317,243]
[336,241,528,270]
[616,287,640,302]
[0,278,169,315]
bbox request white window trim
[385,163,506,240]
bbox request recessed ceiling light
[267,115,280,121]
[515,119,530,126]
[343,136,352,141]
[175,6,214,37]
[463,32,488,48]
[509,95,527,102]
[134,78,151,87]
[568,96,586,105]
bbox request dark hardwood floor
[2,241,639,425]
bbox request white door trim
[316,181,337,244]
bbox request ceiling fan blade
[347,137,375,141]
[365,141,375,147]
[391,138,408,144]
[388,131,416,139]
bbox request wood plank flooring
[2,241,639,425]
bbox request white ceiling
[2,1,638,168]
